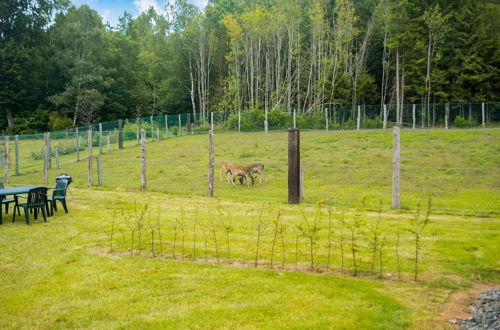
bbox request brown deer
[226,165,251,187]
[219,161,234,183]
[247,163,265,185]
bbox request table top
[0,186,46,196]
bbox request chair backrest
[27,187,48,208]
[53,180,68,198]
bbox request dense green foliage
[1,0,499,133]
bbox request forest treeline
[1,0,499,133]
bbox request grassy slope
[10,129,500,213]
[0,188,498,328]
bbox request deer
[246,163,265,185]
[226,165,252,187]
[219,161,234,183]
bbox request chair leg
[53,201,58,212]
[24,207,30,225]
[5,203,8,214]
[61,199,68,213]
[50,201,54,216]
[45,202,50,217]
[41,207,47,222]
[34,208,38,220]
[12,206,16,223]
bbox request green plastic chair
[0,182,18,215]
[13,187,49,225]
[47,180,69,216]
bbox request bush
[363,116,383,129]
[453,115,468,127]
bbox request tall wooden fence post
[288,128,300,204]
[48,132,51,169]
[118,119,124,149]
[445,103,449,129]
[97,155,103,186]
[76,127,80,162]
[55,147,60,169]
[482,102,485,127]
[88,130,93,186]
[14,135,19,176]
[207,129,215,198]
[99,123,103,154]
[392,127,401,209]
[4,136,10,184]
[357,105,361,131]
[412,104,416,130]
[141,129,146,191]
[383,105,388,129]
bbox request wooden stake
[42,134,47,185]
[288,128,300,204]
[141,129,146,191]
[118,119,123,149]
[207,129,215,198]
[97,155,103,185]
[392,127,401,209]
[88,130,93,186]
[14,135,19,176]
[357,105,361,131]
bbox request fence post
[141,129,146,191]
[4,136,10,184]
[264,108,269,133]
[178,114,182,136]
[165,115,169,137]
[238,110,241,132]
[76,127,80,162]
[47,132,51,169]
[107,134,111,154]
[383,105,388,129]
[325,108,329,131]
[392,126,401,210]
[88,130,93,186]
[293,109,296,129]
[288,128,300,204]
[55,147,59,169]
[150,115,154,140]
[157,128,160,140]
[187,113,191,134]
[357,105,361,131]
[136,118,140,145]
[445,103,449,129]
[14,135,19,176]
[207,129,215,198]
[97,155,103,186]
[99,123,103,154]
[118,119,124,149]
[482,102,485,127]
[412,104,416,130]
[210,112,214,131]
[43,133,47,185]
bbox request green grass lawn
[9,128,500,213]
[1,128,498,328]
[0,188,498,328]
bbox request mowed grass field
[0,128,498,328]
[0,188,498,328]
[9,128,500,213]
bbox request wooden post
[293,109,296,129]
[207,129,215,198]
[136,118,140,144]
[299,161,304,202]
[76,127,80,162]
[141,129,146,191]
[97,155,103,186]
[357,105,361,131]
[47,132,51,169]
[288,128,300,204]
[445,103,449,129]
[43,134,47,185]
[482,102,485,127]
[392,127,401,209]
[178,114,182,136]
[187,113,191,134]
[107,134,111,154]
[383,105,388,129]
[325,108,329,131]
[4,136,10,184]
[55,147,59,169]
[157,128,160,140]
[264,108,269,133]
[210,112,214,131]
[238,110,241,132]
[150,115,154,140]
[88,130,93,186]
[165,115,169,136]
[99,122,103,154]
[412,104,416,129]
[14,135,19,176]
[118,119,124,149]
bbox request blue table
[0,186,45,225]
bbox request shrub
[453,115,468,127]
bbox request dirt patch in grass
[433,283,499,328]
